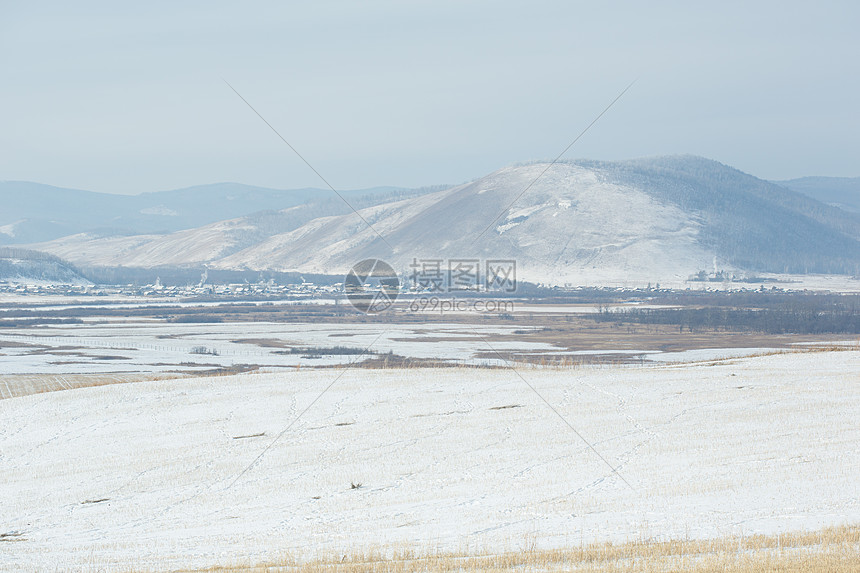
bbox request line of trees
[593,295,860,334]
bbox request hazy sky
[1,1,858,194]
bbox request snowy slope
[217,162,713,284]
[0,351,858,570]
[27,216,260,267]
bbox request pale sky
[1,0,858,194]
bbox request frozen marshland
[0,350,858,570]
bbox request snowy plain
[0,350,858,570]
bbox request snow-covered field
[1,351,858,571]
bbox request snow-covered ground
[0,351,858,570]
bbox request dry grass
[0,371,192,400]
[0,365,264,400]
[182,524,860,572]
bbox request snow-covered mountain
[20,156,860,285]
[214,161,713,284]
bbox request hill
[0,247,91,285]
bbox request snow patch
[0,221,20,237]
[139,205,178,216]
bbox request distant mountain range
[0,181,419,244]
[4,156,860,285]
[773,177,860,213]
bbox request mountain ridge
[12,156,860,285]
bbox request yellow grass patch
[184,524,860,572]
